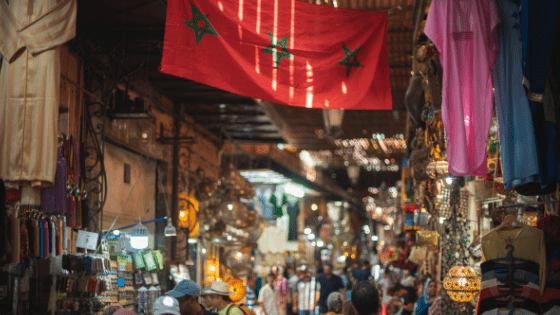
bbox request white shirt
[258,284,279,315]
[378,278,391,306]
[296,279,316,311]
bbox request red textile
[161,0,392,110]
[537,216,560,243]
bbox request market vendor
[206,281,245,315]
[166,279,216,315]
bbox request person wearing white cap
[153,296,181,315]
[206,281,244,315]
[201,285,216,311]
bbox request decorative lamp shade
[178,191,199,231]
[130,222,149,249]
[206,256,219,281]
[227,277,246,303]
[443,266,480,302]
[217,194,253,229]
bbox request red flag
[161,0,392,110]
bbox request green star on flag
[261,31,294,68]
[338,43,364,78]
[184,3,219,45]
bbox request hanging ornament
[178,190,199,237]
[217,193,253,229]
[224,247,253,277]
[443,266,480,302]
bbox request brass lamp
[443,266,480,302]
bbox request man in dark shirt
[314,262,346,314]
[352,261,372,282]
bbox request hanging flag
[161,0,392,110]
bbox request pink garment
[424,0,501,176]
[274,276,288,307]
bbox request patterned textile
[427,296,441,315]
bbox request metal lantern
[206,256,220,281]
[443,266,480,302]
[130,222,149,249]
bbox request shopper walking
[201,285,215,311]
[351,261,371,282]
[293,271,315,315]
[414,279,437,315]
[166,279,216,315]
[351,281,380,315]
[390,283,416,315]
[153,296,181,315]
[314,262,346,314]
[324,292,344,315]
[287,268,299,315]
[206,282,244,315]
[245,275,257,311]
[377,270,393,307]
[272,266,288,315]
[259,273,280,315]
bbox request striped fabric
[0,0,76,189]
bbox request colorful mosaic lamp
[443,266,481,302]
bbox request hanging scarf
[415,279,433,315]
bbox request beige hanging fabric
[0,0,77,189]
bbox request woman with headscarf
[325,292,344,315]
[414,279,437,315]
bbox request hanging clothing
[40,147,68,215]
[32,219,39,257]
[0,180,5,255]
[519,0,560,191]
[493,0,540,189]
[56,219,63,256]
[424,0,501,176]
[38,220,43,258]
[481,225,547,294]
[0,0,77,189]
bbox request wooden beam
[255,100,296,145]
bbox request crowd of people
[102,261,442,315]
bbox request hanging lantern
[164,219,177,237]
[443,266,480,302]
[206,256,220,281]
[178,191,199,236]
[130,221,149,250]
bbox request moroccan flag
[161,0,392,110]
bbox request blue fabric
[38,220,44,258]
[298,311,312,315]
[415,279,433,315]
[245,287,256,308]
[547,248,560,261]
[352,269,371,282]
[494,0,540,189]
[521,0,560,189]
[480,259,540,275]
[315,274,344,308]
[481,269,539,287]
[166,279,201,297]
